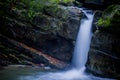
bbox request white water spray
[72,9,94,69]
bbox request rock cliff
[0,1,82,68]
[86,5,120,78]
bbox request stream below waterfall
[0,67,115,80]
[0,8,116,80]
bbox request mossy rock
[97,5,120,27]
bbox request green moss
[21,0,74,20]
[97,5,120,27]
[97,18,111,27]
[0,0,75,21]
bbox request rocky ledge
[86,5,120,78]
[0,1,82,69]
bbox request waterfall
[72,9,94,69]
[20,8,113,80]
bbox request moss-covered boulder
[97,5,120,27]
[0,0,82,68]
[86,31,120,78]
[33,5,82,40]
[86,5,120,78]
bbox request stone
[86,5,120,78]
[86,31,120,78]
[0,1,82,68]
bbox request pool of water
[0,67,49,80]
[0,67,116,80]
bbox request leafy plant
[0,0,75,21]
[97,5,120,27]
[97,18,111,27]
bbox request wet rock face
[0,35,67,69]
[33,6,82,40]
[87,50,120,78]
[75,0,120,10]
[97,5,120,34]
[0,2,82,68]
[86,32,120,78]
[0,17,73,62]
[86,5,120,78]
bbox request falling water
[72,9,94,69]
[12,8,114,80]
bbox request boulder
[86,31,120,78]
[0,1,82,68]
[86,5,120,78]
[97,5,120,34]
[0,34,67,69]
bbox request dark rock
[86,31,120,78]
[0,35,68,69]
[92,10,102,33]
[86,5,120,78]
[97,5,120,34]
[75,0,120,10]
[0,1,82,68]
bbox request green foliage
[97,5,120,27]
[97,18,111,27]
[62,0,75,3]
[23,0,74,19]
[50,0,74,3]
[0,0,75,21]
[20,0,46,20]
